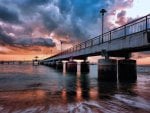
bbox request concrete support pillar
[46,62,49,66]
[77,62,81,75]
[48,62,52,67]
[67,61,77,73]
[56,61,63,70]
[80,61,89,73]
[51,61,56,68]
[47,62,51,66]
[63,62,67,74]
[98,59,117,82]
[118,59,137,82]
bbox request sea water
[0,64,149,113]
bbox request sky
[0,0,150,64]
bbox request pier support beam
[67,61,77,73]
[98,59,117,82]
[118,59,137,82]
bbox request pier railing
[48,14,150,59]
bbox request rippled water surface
[0,64,149,113]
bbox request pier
[41,14,150,83]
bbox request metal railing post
[110,31,111,41]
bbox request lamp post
[50,49,52,55]
[100,9,107,43]
[60,40,63,52]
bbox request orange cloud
[0,45,58,61]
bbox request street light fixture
[100,9,107,43]
[60,40,63,52]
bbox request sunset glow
[0,0,149,64]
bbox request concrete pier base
[118,59,137,82]
[80,62,89,73]
[56,61,63,70]
[67,61,77,73]
[47,62,50,66]
[50,61,56,68]
[98,59,117,82]
[48,62,52,67]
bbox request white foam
[67,101,116,113]
[0,106,3,111]
[114,94,150,111]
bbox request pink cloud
[106,0,134,29]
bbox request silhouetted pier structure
[32,56,40,66]
[32,60,40,66]
[42,14,150,82]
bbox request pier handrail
[44,14,150,60]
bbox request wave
[114,94,150,111]
[67,101,119,113]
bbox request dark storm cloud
[106,0,134,28]
[116,10,127,25]
[0,27,55,47]
[25,0,50,5]
[50,0,107,40]
[14,37,55,47]
[0,0,134,47]
[0,0,107,42]
[0,27,14,44]
[57,0,71,14]
[41,10,61,32]
[0,5,21,24]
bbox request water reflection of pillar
[80,74,90,100]
[61,89,67,103]
[76,74,82,101]
[63,76,77,103]
[98,82,117,99]
[118,83,137,96]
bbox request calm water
[0,64,149,113]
